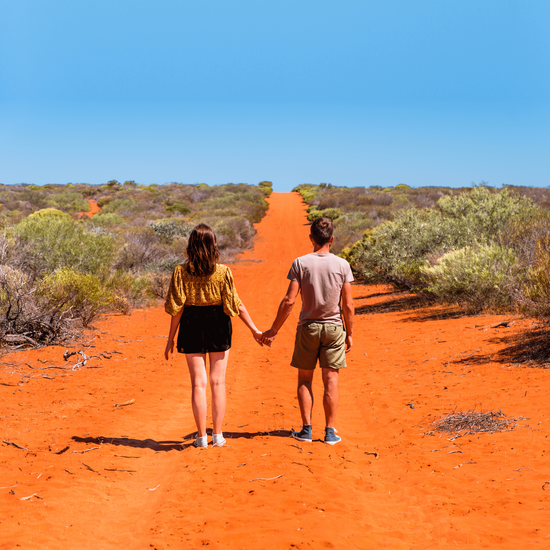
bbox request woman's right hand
[164,338,174,360]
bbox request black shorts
[177,305,232,354]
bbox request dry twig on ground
[427,409,527,440]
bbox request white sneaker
[193,435,208,448]
[212,433,226,447]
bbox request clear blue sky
[1,1,548,192]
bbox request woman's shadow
[72,429,292,451]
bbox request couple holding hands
[164,217,355,448]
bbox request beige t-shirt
[287,253,353,326]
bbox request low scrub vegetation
[0,181,271,349]
[295,183,550,317]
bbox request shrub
[166,202,191,215]
[259,181,273,195]
[0,265,77,345]
[421,243,519,311]
[105,269,155,313]
[47,190,90,213]
[149,219,191,241]
[351,187,542,292]
[41,268,113,327]
[307,208,342,222]
[92,213,124,226]
[114,227,164,272]
[101,198,136,214]
[97,196,114,208]
[14,210,116,278]
[293,184,319,204]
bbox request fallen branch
[292,462,313,473]
[63,350,88,370]
[147,484,161,491]
[3,440,30,451]
[72,446,101,454]
[104,468,137,473]
[82,463,97,473]
[114,399,135,407]
[20,493,39,501]
[249,474,284,482]
[114,454,140,459]
[56,446,70,454]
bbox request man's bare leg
[321,368,339,428]
[297,369,315,426]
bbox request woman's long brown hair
[185,224,220,276]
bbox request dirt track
[1,192,550,549]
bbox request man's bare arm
[261,280,300,344]
[341,282,354,353]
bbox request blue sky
[1,1,548,192]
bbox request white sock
[212,433,226,446]
[196,435,208,447]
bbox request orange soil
[1,193,550,549]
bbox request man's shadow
[72,429,292,451]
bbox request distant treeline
[0,180,272,350]
[294,183,550,317]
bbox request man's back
[288,252,354,326]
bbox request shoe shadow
[72,435,190,451]
[182,429,293,440]
[72,429,293,452]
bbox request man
[261,217,354,445]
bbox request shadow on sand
[488,327,550,368]
[355,290,470,323]
[72,429,293,451]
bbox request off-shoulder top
[164,263,242,317]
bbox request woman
[164,223,262,448]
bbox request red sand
[1,192,549,549]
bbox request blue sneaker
[291,425,312,443]
[324,427,341,445]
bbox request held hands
[260,328,277,347]
[252,330,264,346]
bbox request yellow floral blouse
[164,264,242,317]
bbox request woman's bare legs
[186,353,208,437]
[209,350,229,434]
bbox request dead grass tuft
[428,409,527,439]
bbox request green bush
[41,268,113,327]
[293,184,319,204]
[149,219,191,241]
[258,181,273,195]
[307,208,342,222]
[101,198,136,214]
[92,213,124,226]
[97,196,114,208]
[105,269,155,314]
[166,202,191,215]
[47,190,90,213]
[351,187,542,292]
[14,210,116,278]
[421,244,519,311]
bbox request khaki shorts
[291,323,347,370]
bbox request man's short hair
[310,217,334,246]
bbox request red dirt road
[1,193,550,549]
